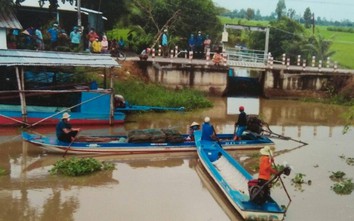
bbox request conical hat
[260,145,272,156]
[190,122,200,127]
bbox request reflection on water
[227,97,260,115]
[0,98,353,221]
[195,161,244,221]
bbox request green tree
[275,0,286,20]
[129,0,222,51]
[303,34,335,61]
[303,7,313,29]
[246,8,255,20]
[287,8,296,19]
[249,17,307,62]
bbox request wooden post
[103,68,107,89]
[109,67,114,125]
[16,67,27,124]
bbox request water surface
[0,98,353,221]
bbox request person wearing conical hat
[56,112,80,143]
[234,105,247,141]
[186,122,201,141]
[257,145,278,200]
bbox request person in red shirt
[86,28,99,51]
[258,146,278,199]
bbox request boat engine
[248,166,291,205]
[248,179,268,205]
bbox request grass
[315,26,354,69]
[106,28,130,41]
[114,79,213,110]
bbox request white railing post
[302,59,306,71]
[312,56,316,67]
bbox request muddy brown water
[0,98,353,221]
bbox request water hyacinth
[49,157,115,176]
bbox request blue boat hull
[194,130,285,221]
[22,131,274,155]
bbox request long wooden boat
[0,91,186,126]
[21,130,274,155]
[194,130,286,221]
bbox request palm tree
[304,34,335,61]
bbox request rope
[0,113,31,126]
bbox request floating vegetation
[339,155,354,166]
[291,173,311,192]
[292,173,306,184]
[331,179,354,195]
[49,157,115,176]
[329,171,346,181]
[346,157,354,166]
[329,170,354,195]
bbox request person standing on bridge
[234,106,247,140]
[161,29,169,58]
[188,33,195,56]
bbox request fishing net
[128,128,184,143]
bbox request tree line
[220,0,354,28]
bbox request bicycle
[110,48,126,61]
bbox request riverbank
[116,60,354,103]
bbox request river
[0,98,353,221]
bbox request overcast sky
[213,0,354,22]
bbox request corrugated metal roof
[0,49,120,68]
[20,0,104,15]
[0,10,22,29]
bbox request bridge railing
[225,47,266,63]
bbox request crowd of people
[6,23,126,54]
[7,24,225,65]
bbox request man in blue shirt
[47,23,59,50]
[56,112,80,143]
[161,29,168,57]
[201,117,217,141]
[70,26,81,50]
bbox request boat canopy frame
[0,49,120,126]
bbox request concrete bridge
[126,51,354,97]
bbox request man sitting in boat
[201,117,217,141]
[56,112,80,143]
[114,94,126,108]
[186,122,200,141]
[257,146,278,200]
